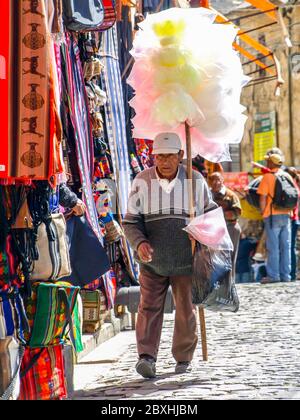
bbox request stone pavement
[74,283,300,400]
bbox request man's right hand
[137,242,154,263]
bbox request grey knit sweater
[123,165,216,277]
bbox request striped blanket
[100,26,138,282]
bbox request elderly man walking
[123,133,216,379]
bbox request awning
[202,0,285,93]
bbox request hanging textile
[7,1,52,180]
[99,26,131,218]
[0,0,64,182]
[99,26,139,282]
[0,0,9,179]
[61,34,102,243]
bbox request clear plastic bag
[192,242,239,313]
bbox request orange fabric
[233,43,275,75]
[246,0,277,21]
[214,13,276,77]
[239,33,273,58]
[257,169,291,218]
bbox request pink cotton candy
[128,7,249,163]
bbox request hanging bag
[25,281,80,349]
[63,0,105,32]
[30,213,71,282]
[0,337,24,401]
[61,215,110,287]
[19,344,67,401]
[192,242,239,313]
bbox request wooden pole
[185,122,208,362]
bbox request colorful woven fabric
[102,269,117,310]
[100,26,131,218]
[25,282,80,349]
[72,298,84,354]
[0,289,28,344]
[62,34,103,244]
[0,236,20,293]
[19,345,67,401]
[9,1,49,179]
[100,0,116,31]
[99,26,138,284]
[0,0,9,179]
[1,0,63,182]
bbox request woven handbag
[19,345,67,401]
[31,213,71,282]
[25,282,80,349]
[81,290,108,333]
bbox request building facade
[227,2,300,171]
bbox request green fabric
[27,282,80,349]
[72,300,84,354]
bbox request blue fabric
[49,189,59,213]
[291,220,299,280]
[2,298,14,336]
[264,215,291,282]
[236,238,257,274]
[62,216,110,287]
[236,272,252,284]
[0,290,27,343]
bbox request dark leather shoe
[175,362,192,374]
[136,357,156,379]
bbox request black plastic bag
[192,242,239,313]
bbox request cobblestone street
[74,283,300,400]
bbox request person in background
[285,167,300,281]
[209,172,242,278]
[257,151,292,283]
[49,182,86,216]
[58,183,87,216]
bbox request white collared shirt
[155,168,179,194]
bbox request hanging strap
[58,287,76,350]
[20,348,44,379]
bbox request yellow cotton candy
[152,89,201,127]
[153,63,203,94]
[153,19,186,39]
[151,46,187,68]
[178,63,203,93]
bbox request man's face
[154,151,184,179]
[210,174,224,193]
